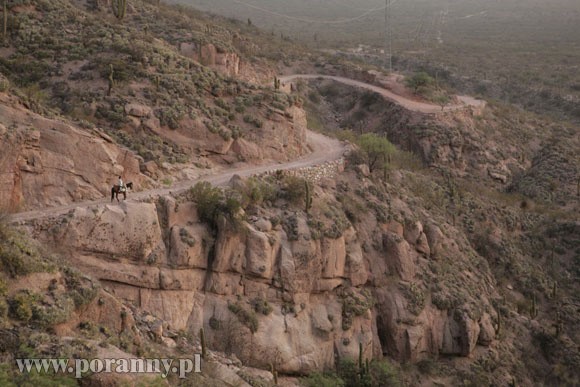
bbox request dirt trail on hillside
[10,131,345,223]
[280,74,485,114]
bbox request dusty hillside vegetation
[0,0,309,211]
[0,0,578,386]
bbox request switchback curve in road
[10,131,345,224]
[279,74,485,114]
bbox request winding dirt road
[10,131,345,224]
[10,74,484,224]
[279,74,485,114]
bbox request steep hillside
[0,0,578,386]
[14,140,579,385]
[0,0,310,210]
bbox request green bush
[9,291,40,322]
[250,297,273,316]
[65,275,98,309]
[189,182,243,230]
[228,302,259,333]
[0,229,46,278]
[238,177,276,208]
[301,372,345,387]
[281,176,307,205]
[179,228,196,247]
[189,181,224,227]
[335,358,401,387]
[405,71,435,94]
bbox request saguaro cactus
[3,0,7,41]
[112,0,127,20]
[270,363,278,385]
[530,293,538,319]
[200,327,207,359]
[107,64,114,96]
[304,180,312,214]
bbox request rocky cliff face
[27,170,499,375]
[0,93,151,211]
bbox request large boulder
[245,226,278,279]
[440,309,480,356]
[213,216,246,273]
[424,223,444,257]
[321,236,347,279]
[60,202,164,263]
[477,312,496,346]
[168,224,210,269]
[382,232,415,281]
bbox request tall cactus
[530,293,538,319]
[199,327,207,360]
[112,0,127,20]
[107,64,114,96]
[304,180,312,214]
[270,363,278,385]
[3,0,7,41]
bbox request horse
[111,182,133,202]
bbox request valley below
[0,0,578,386]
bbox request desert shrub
[63,267,98,308]
[215,98,230,112]
[243,114,263,128]
[357,133,397,173]
[0,363,78,386]
[322,204,350,239]
[32,295,75,328]
[0,227,47,278]
[0,75,9,92]
[282,214,299,241]
[189,182,244,231]
[334,129,358,143]
[95,102,128,129]
[336,358,401,387]
[337,359,359,386]
[9,291,39,322]
[179,228,196,247]
[250,297,273,316]
[341,289,374,331]
[367,359,401,387]
[301,372,345,387]
[209,316,221,330]
[227,302,259,333]
[405,71,435,94]
[280,175,307,205]
[345,149,367,168]
[189,182,224,227]
[307,91,321,104]
[157,104,185,129]
[238,177,276,208]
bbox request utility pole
[385,0,392,72]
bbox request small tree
[433,94,450,111]
[406,72,434,94]
[358,133,396,173]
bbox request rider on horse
[118,176,125,192]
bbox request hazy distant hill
[174,0,580,122]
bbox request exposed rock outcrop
[0,94,150,210]
[28,174,499,374]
